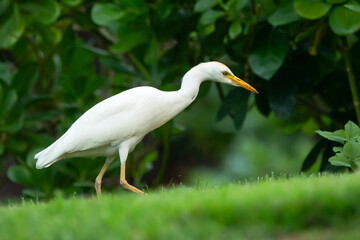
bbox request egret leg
[120,162,144,195]
[95,156,115,196]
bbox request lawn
[1,173,360,239]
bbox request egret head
[198,61,258,94]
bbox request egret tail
[35,147,59,169]
[35,139,66,169]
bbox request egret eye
[223,71,229,76]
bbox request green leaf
[234,0,248,11]
[11,62,38,96]
[201,24,216,35]
[316,129,347,144]
[301,139,325,171]
[333,146,343,153]
[294,21,322,43]
[155,0,171,19]
[257,0,277,17]
[345,0,360,13]
[7,165,35,187]
[0,5,26,49]
[0,62,13,85]
[7,137,27,153]
[0,0,11,16]
[91,3,125,26]
[200,9,225,26]
[320,137,335,171]
[224,0,247,11]
[21,0,60,25]
[114,0,146,13]
[268,2,301,26]
[329,153,351,167]
[22,95,53,108]
[194,0,218,12]
[25,111,57,128]
[110,25,149,53]
[326,0,346,3]
[217,88,250,130]
[39,26,62,44]
[344,120,360,138]
[133,151,158,185]
[248,28,288,80]
[0,90,17,116]
[329,6,360,35]
[343,140,360,158]
[268,83,296,120]
[255,87,271,116]
[0,112,25,134]
[229,20,243,40]
[355,156,360,165]
[144,37,162,65]
[61,0,82,7]
[234,95,250,129]
[294,0,331,20]
[81,44,111,56]
[99,56,133,73]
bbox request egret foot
[120,179,144,195]
[94,156,115,196]
[120,162,144,195]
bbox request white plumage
[35,61,257,195]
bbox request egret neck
[179,64,208,103]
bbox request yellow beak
[226,75,258,94]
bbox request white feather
[35,62,256,169]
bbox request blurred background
[0,0,359,200]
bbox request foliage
[1,173,360,239]
[316,120,360,169]
[0,0,360,197]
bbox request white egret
[35,61,258,195]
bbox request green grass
[1,173,360,239]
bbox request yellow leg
[120,162,144,195]
[95,156,115,196]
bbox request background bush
[0,0,359,198]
